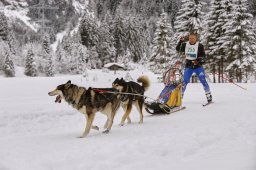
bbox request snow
[51,30,67,52]
[72,0,87,14]
[0,69,256,170]
[3,7,37,32]
[14,66,26,77]
[104,63,125,68]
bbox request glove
[197,57,205,64]
[192,60,198,65]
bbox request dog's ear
[65,80,71,88]
[113,78,119,83]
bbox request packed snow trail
[0,70,255,170]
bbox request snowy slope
[1,0,37,31]
[0,69,256,170]
[1,0,87,34]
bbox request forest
[0,0,256,82]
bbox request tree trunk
[213,64,216,83]
[239,68,242,83]
[221,57,224,83]
[245,67,248,83]
[218,60,221,83]
[236,68,242,83]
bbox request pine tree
[0,12,8,41]
[97,18,116,67]
[79,12,99,48]
[248,0,256,16]
[3,50,15,77]
[76,43,88,74]
[225,0,256,82]
[174,0,205,37]
[0,40,7,71]
[150,12,174,74]
[205,0,231,82]
[110,8,126,62]
[89,46,99,69]
[25,49,38,77]
[43,34,51,55]
[46,55,54,77]
[41,34,55,76]
[55,41,68,74]
[123,14,146,62]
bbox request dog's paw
[77,133,87,138]
[119,123,124,126]
[77,135,86,138]
[92,125,99,131]
[103,129,110,134]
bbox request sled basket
[145,64,184,115]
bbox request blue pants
[182,67,210,96]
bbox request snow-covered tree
[25,49,38,77]
[46,55,54,77]
[174,0,205,37]
[88,46,99,69]
[41,34,55,76]
[56,34,74,73]
[111,8,126,61]
[216,0,234,60]
[224,0,256,82]
[3,50,15,77]
[76,43,88,74]
[0,12,8,41]
[0,40,7,71]
[205,0,225,59]
[204,0,232,82]
[248,0,256,16]
[79,12,99,48]
[43,34,51,55]
[123,15,146,62]
[97,19,116,67]
[150,12,174,74]
[37,34,53,74]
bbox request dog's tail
[137,75,150,91]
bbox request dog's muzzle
[48,90,62,103]
[48,90,58,96]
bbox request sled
[145,64,185,115]
[145,102,186,115]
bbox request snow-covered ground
[0,69,256,170]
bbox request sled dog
[48,80,120,138]
[112,76,150,126]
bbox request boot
[206,92,212,103]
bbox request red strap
[92,89,108,93]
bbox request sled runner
[145,64,186,115]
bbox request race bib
[185,42,199,60]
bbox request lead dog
[48,80,120,138]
